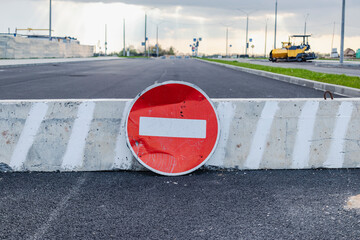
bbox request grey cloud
[54,0,351,12]
[45,0,360,37]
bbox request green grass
[202,58,360,90]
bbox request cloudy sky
[1,0,360,55]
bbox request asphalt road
[0,58,342,99]
[1,170,359,240]
[1,58,356,239]
[231,58,360,77]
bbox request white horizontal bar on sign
[139,117,206,139]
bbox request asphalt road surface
[1,58,356,239]
[232,58,360,77]
[1,170,360,239]
[0,58,343,99]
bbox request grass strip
[202,58,360,90]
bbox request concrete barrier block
[1,99,360,172]
[0,35,94,59]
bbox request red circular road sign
[126,81,220,176]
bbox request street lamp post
[237,9,255,56]
[331,22,336,52]
[123,19,126,56]
[49,0,52,40]
[105,24,107,56]
[143,8,155,57]
[226,27,228,57]
[304,13,309,35]
[144,13,147,57]
[264,18,268,58]
[156,21,166,58]
[274,0,278,49]
[156,25,159,57]
[245,14,249,55]
[340,0,346,64]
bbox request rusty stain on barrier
[323,91,334,100]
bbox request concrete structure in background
[0,35,94,59]
[1,98,360,172]
[344,48,356,58]
[331,48,339,58]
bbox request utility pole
[331,21,336,52]
[105,24,107,56]
[156,25,159,57]
[123,19,126,56]
[144,13,147,57]
[226,27,229,57]
[340,0,345,64]
[264,18,268,57]
[274,0,278,49]
[49,0,52,40]
[304,13,309,35]
[237,9,252,56]
[245,14,249,55]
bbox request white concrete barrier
[0,35,94,59]
[0,98,359,172]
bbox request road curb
[197,59,360,98]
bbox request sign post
[126,81,220,176]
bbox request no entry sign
[125,81,220,176]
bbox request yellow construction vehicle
[269,35,316,62]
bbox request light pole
[105,24,107,56]
[245,14,249,55]
[264,18,268,57]
[49,0,52,40]
[274,0,278,49]
[226,27,228,57]
[331,21,336,55]
[156,25,159,57]
[340,0,345,64]
[144,13,147,57]
[143,8,155,57]
[123,19,126,56]
[237,9,255,56]
[156,21,166,58]
[304,13,309,35]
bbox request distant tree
[144,45,177,57]
[167,46,175,55]
[117,45,142,57]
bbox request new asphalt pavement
[0,58,343,99]
[1,58,358,239]
[1,170,360,239]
